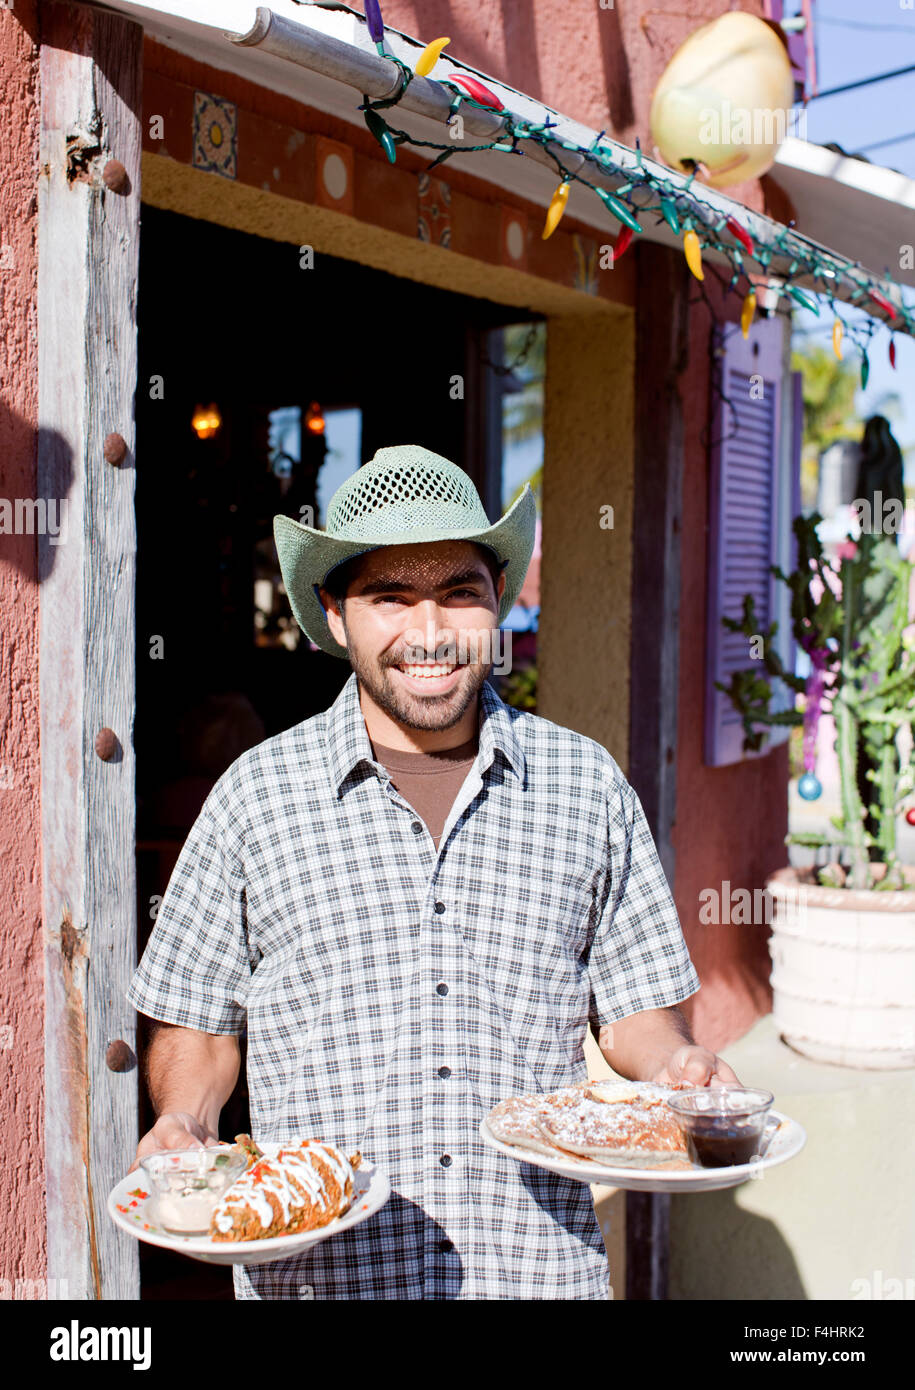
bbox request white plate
[107,1146,390,1266]
[479,1109,806,1193]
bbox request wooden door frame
[38,0,142,1299]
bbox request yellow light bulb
[542,181,570,240]
[414,36,450,77]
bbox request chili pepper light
[542,179,570,239]
[869,289,897,321]
[860,352,870,389]
[451,74,504,110]
[683,227,704,281]
[614,224,634,261]
[414,37,450,77]
[660,196,680,234]
[726,215,754,256]
[832,319,843,361]
[364,108,396,163]
[364,0,384,46]
[889,338,897,370]
[740,291,756,339]
[594,187,642,232]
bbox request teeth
[399,664,456,678]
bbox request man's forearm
[145,1022,241,1137]
[597,1005,694,1080]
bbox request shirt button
[439,1154,452,1167]
[438,1239,453,1253]
[436,982,448,996]
[411,821,423,834]
[438,1065,451,1079]
[433,901,446,914]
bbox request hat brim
[273,484,537,659]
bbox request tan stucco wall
[0,0,46,1291]
[538,311,634,764]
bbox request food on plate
[486,1080,698,1170]
[210,1138,362,1242]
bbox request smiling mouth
[393,661,461,680]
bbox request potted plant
[715,513,915,1067]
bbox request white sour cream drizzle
[212,1141,354,1236]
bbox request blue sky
[787,0,915,476]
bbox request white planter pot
[766,864,915,1069]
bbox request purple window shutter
[705,316,785,767]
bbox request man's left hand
[651,1044,741,1088]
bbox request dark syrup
[684,1120,761,1167]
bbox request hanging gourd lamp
[649,12,794,188]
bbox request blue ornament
[798,773,822,801]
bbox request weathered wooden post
[38,0,142,1299]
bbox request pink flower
[835,540,857,560]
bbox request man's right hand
[129,1111,220,1174]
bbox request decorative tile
[417,172,451,246]
[315,136,354,214]
[193,92,237,179]
[500,205,528,270]
[572,233,598,294]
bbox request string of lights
[354,4,914,386]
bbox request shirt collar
[324,670,526,796]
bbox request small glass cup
[139,1147,248,1234]
[665,1086,775,1168]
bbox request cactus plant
[714,513,915,891]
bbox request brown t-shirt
[369,733,479,850]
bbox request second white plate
[479,1110,806,1192]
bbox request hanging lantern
[649,12,794,189]
[191,403,222,440]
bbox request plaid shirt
[127,671,700,1300]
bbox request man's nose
[404,601,452,653]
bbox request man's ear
[497,570,507,604]
[319,587,347,648]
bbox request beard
[342,624,491,732]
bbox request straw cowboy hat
[273,444,537,660]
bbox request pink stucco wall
[382,0,767,216]
[0,1,45,1289]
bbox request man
[128,444,738,1300]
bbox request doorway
[132,205,542,1295]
